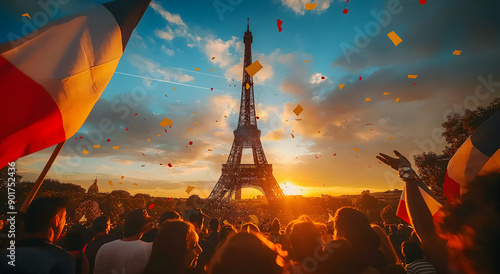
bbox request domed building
[88,177,99,194]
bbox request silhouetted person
[388,225,405,261]
[206,218,219,247]
[0,197,75,273]
[84,216,119,273]
[144,220,202,274]
[141,210,182,242]
[185,208,215,274]
[402,241,437,274]
[217,224,236,249]
[94,209,153,274]
[59,224,91,274]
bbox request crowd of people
[0,150,499,274]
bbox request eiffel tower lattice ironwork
[208,19,284,204]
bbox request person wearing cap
[185,208,215,274]
[94,209,153,274]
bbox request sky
[1,0,499,199]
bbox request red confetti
[189,141,193,145]
[419,0,426,4]
[413,83,416,85]
[211,88,213,90]
[134,113,138,116]
[346,0,349,2]
[333,153,337,156]
[107,139,110,142]
[79,136,83,139]
[141,165,145,167]
[75,137,77,140]
[164,129,168,133]
[159,163,163,165]
[343,9,348,14]
[126,128,129,131]
[256,116,259,119]
[277,19,283,32]
[168,163,172,167]
[149,204,155,209]
[142,153,146,156]
[321,76,325,79]
[359,76,362,80]
[167,197,172,201]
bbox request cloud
[263,129,285,141]
[155,27,175,41]
[309,72,327,84]
[150,1,186,27]
[160,45,174,56]
[205,36,237,67]
[280,0,334,15]
[128,54,194,82]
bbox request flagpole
[20,140,66,213]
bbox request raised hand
[376,150,411,170]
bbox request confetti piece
[149,204,155,209]
[119,182,123,185]
[141,165,145,167]
[315,155,321,159]
[167,197,172,201]
[419,0,426,4]
[210,68,213,72]
[147,138,150,141]
[134,113,138,116]
[293,104,304,116]
[343,9,349,14]
[93,144,100,148]
[186,186,196,194]
[338,84,345,90]
[359,76,362,80]
[383,92,389,95]
[189,141,193,145]
[245,60,263,78]
[173,87,175,90]
[108,181,113,186]
[83,149,88,154]
[291,133,295,138]
[208,149,213,151]
[453,50,462,55]
[79,136,83,139]
[113,146,119,149]
[396,98,400,102]
[196,68,199,71]
[246,83,250,89]
[212,57,215,60]
[165,129,168,133]
[389,137,393,140]
[22,13,31,19]
[157,134,161,136]
[353,148,360,152]
[121,176,124,179]
[305,3,317,10]
[387,31,402,46]
[194,122,198,125]
[277,19,283,32]
[365,97,372,102]
[187,128,190,131]
[249,215,259,223]
[317,131,321,133]
[160,163,163,165]
[159,117,173,127]
[408,75,418,79]
[262,178,266,181]
[142,153,146,156]
[133,183,138,186]
[321,76,325,79]
[224,115,227,118]
[256,116,259,119]
[107,139,111,142]
[126,127,129,131]
[304,60,307,63]
[168,163,172,167]
[295,119,302,121]
[333,153,337,156]
[370,128,374,131]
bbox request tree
[380,205,400,224]
[75,200,101,225]
[414,98,500,202]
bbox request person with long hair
[371,225,402,266]
[143,219,202,274]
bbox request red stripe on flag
[443,171,461,203]
[0,55,65,167]
[396,198,410,224]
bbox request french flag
[396,181,443,224]
[0,0,151,168]
[443,110,500,203]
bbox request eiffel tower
[208,19,284,204]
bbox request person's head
[333,207,380,249]
[24,197,67,242]
[270,218,280,233]
[209,218,219,233]
[372,225,401,265]
[93,216,111,234]
[218,224,237,248]
[123,209,153,238]
[62,224,91,252]
[289,219,322,261]
[144,219,202,274]
[160,210,181,224]
[184,208,209,233]
[208,232,287,274]
[401,241,423,264]
[240,222,260,233]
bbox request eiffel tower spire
[208,19,284,204]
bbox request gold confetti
[383,92,390,95]
[408,75,418,79]
[83,149,88,154]
[22,13,31,19]
[210,68,213,72]
[293,104,304,116]
[194,80,196,82]
[396,98,400,102]
[389,137,393,140]
[93,144,100,148]
[291,133,295,138]
[121,176,124,179]
[186,186,196,194]
[365,97,372,102]
[295,119,302,121]
[208,149,213,151]
[245,60,263,77]
[173,87,175,90]
[194,122,197,125]
[133,183,138,186]
[147,138,150,141]
[370,128,374,131]
[224,115,227,118]
[119,182,123,185]
[157,134,161,136]
[338,84,345,90]
[196,68,199,71]
[353,148,360,152]
[187,128,190,131]
[387,31,402,46]
[453,50,462,55]
[305,3,317,10]
[113,146,119,149]
[304,60,308,63]
[193,112,197,115]
[108,181,113,186]
[262,178,266,181]
[159,117,173,127]
[246,83,250,89]
[249,215,259,223]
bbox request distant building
[88,177,99,194]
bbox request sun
[280,182,304,196]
